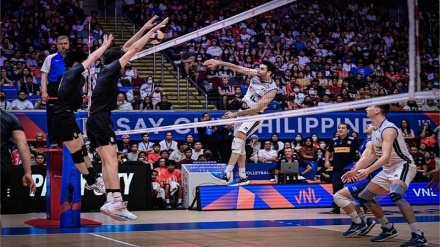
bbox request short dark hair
[339,123,350,130]
[64,50,86,68]
[262,60,276,75]
[102,47,125,64]
[375,104,390,115]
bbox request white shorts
[370,162,416,191]
[234,119,263,138]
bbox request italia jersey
[242,76,277,112]
[371,119,414,167]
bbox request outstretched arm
[82,34,114,69]
[119,18,169,69]
[204,59,258,76]
[122,15,159,52]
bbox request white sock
[178,198,182,203]
[274,174,278,182]
[358,212,368,222]
[112,192,122,202]
[225,165,235,177]
[239,167,246,178]
[409,223,422,235]
[165,199,170,203]
[106,192,113,203]
[378,217,392,229]
[348,211,362,224]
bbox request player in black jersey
[1,109,36,229]
[53,34,114,194]
[86,16,168,221]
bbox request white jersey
[242,76,277,112]
[371,119,414,168]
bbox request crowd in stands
[1,0,439,209]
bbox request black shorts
[53,112,82,142]
[86,112,116,150]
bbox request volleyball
[148,30,164,45]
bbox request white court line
[89,233,142,247]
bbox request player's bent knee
[71,149,85,164]
[333,193,351,208]
[389,183,409,207]
[231,137,245,154]
[358,188,377,208]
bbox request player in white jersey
[342,104,427,247]
[204,59,277,185]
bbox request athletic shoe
[229,177,250,186]
[100,201,137,221]
[358,218,377,236]
[165,203,172,209]
[400,232,428,247]
[177,203,183,209]
[211,171,233,184]
[343,222,367,237]
[371,224,398,242]
[50,144,59,148]
[85,176,106,194]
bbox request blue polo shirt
[41,51,65,83]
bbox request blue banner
[12,111,439,141]
[198,182,439,210]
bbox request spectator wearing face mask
[141,76,155,95]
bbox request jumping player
[203,59,277,186]
[53,34,114,194]
[86,16,168,220]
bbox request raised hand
[151,17,169,32]
[203,59,218,69]
[143,15,159,30]
[424,168,439,191]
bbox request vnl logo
[294,187,321,204]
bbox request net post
[60,144,81,227]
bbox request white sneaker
[270,179,276,182]
[100,201,137,221]
[85,176,106,194]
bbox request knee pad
[358,188,377,208]
[333,193,352,208]
[71,149,85,164]
[231,137,245,155]
[390,183,409,207]
[82,145,88,157]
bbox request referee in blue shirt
[41,36,70,148]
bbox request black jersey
[54,64,86,113]
[327,135,359,171]
[90,60,121,115]
[1,109,24,172]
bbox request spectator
[159,131,178,151]
[298,137,318,163]
[273,147,312,183]
[191,141,204,161]
[197,113,219,160]
[180,149,195,165]
[247,134,261,163]
[169,141,188,164]
[141,96,154,110]
[399,119,415,144]
[140,76,155,95]
[420,99,439,111]
[127,143,140,162]
[11,91,34,110]
[117,134,132,155]
[34,153,46,166]
[116,92,134,111]
[148,83,164,108]
[147,144,162,165]
[258,141,278,163]
[218,77,235,110]
[138,132,154,152]
[0,67,15,86]
[126,85,147,110]
[0,91,12,110]
[19,75,40,96]
[34,98,49,110]
[155,95,173,110]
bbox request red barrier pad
[24,218,102,227]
